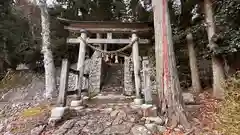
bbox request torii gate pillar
[132,32,144,105]
[71,31,87,107]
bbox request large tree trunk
[152,0,164,112]
[152,0,190,129]
[39,0,56,98]
[186,32,202,93]
[204,0,225,99]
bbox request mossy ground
[216,72,240,135]
[10,104,51,134]
[20,104,51,118]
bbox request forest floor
[0,70,221,135]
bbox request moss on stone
[20,105,50,118]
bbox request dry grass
[0,70,32,89]
[216,72,240,135]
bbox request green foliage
[49,8,69,66]
[55,0,151,22]
[1,0,238,92]
[0,0,32,68]
[48,0,152,65]
[216,72,240,135]
[169,1,208,88]
[56,0,122,21]
[214,0,240,54]
[130,0,152,22]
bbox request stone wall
[124,56,158,96]
[124,56,134,95]
[66,51,103,96]
[67,58,92,91]
[88,51,103,96]
[68,53,157,96]
[123,54,237,93]
[100,60,108,88]
[101,63,124,93]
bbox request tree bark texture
[39,0,57,98]
[204,0,225,99]
[186,32,202,93]
[152,0,164,110]
[153,0,190,129]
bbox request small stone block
[145,101,153,105]
[145,123,158,133]
[182,92,195,104]
[82,96,89,100]
[72,106,85,111]
[70,100,83,107]
[49,107,68,122]
[134,98,144,105]
[130,102,141,109]
[142,105,157,117]
[141,104,153,109]
[125,91,133,96]
[157,126,167,133]
[145,117,165,125]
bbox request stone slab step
[93,94,135,100]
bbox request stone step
[93,93,135,100]
[100,91,123,95]
[101,87,123,93]
[101,86,123,90]
[101,63,124,93]
[84,93,135,106]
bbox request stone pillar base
[141,104,158,117]
[70,100,83,107]
[144,101,153,105]
[134,98,144,105]
[71,106,85,111]
[49,107,68,122]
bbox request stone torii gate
[50,18,154,121]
